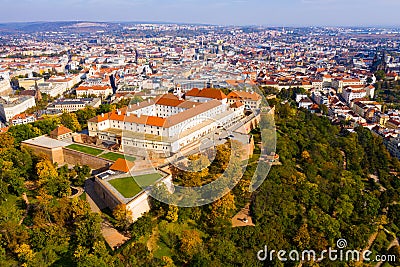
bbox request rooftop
[22,135,69,149]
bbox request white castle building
[88,89,249,157]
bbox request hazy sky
[0,0,399,26]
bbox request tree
[293,223,311,250]
[161,256,176,267]
[71,165,91,187]
[60,112,81,132]
[14,244,35,266]
[180,229,202,260]
[209,143,232,174]
[36,159,58,186]
[209,192,236,224]
[388,245,400,266]
[165,205,179,222]
[0,133,15,150]
[112,204,132,231]
[319,104,328,115]
[75,107,96,129]
[96,104,114,115]
[8,124,41,144]
[74,213,103,247]
[375,70,386,81]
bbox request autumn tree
[60,112,81,132]
[113,204,133,231]
[165,205,179,222]
[209,191,236,225]
[180,229,203,261]
[74,213,103,247]
[75,106,96,129]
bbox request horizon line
[0,20,400,29]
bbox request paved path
[19,193,30,225]
[101,220,130,250]
[232,203,255,227]
[375,232,399,267]
[84,179,129,249]
[69,186,84,199]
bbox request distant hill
[0,21,120,33]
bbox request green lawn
[109,173,163,198]
[66,144,103,156]
[134,173,163,187]
[154,241,172,259]
[109,177,142,198]
[100,152,136,162]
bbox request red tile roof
[186,88,227,100]
[110,158,135,173]
[50,125,73,136]
[230,101,244,108]
[227,91,261,101]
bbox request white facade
[332,79,364,93]
[0,96,36,122]
[342,88,367,104]
[76,86,113,98]
[0,71,12,96]
[49,98,101,112]
[88,94,245,155]
[11,114,36,126]
[35,82,68,97]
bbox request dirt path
[340,150,347,170]
[232,203,255,227]
[84,180,129,249]
[101,220,129,250]
[19,193,30,225]
[69,186,84,199]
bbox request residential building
[227,90,262,110]
[0,96,36,122]
[342,87,367,104]
[10,113,36,126]
[18,77,45,89]
[332,78,364,93]
[49,125,73,140]
[76,85,113,98]
[48,98,101,112]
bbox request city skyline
[0,0,400,27]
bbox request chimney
[101,113,104,118]
[137,113,141,118]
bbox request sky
[0,0,399,26]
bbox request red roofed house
[185,88,227,104]
[342,86,367,104]
[386,119,400,130]
[11,113,36,126]
[227,91,262,110]
[49,125,73,140]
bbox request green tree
[60,112,81,132]
[112,204,132,231]
[165,205,179,222]
[375,70,386,81]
